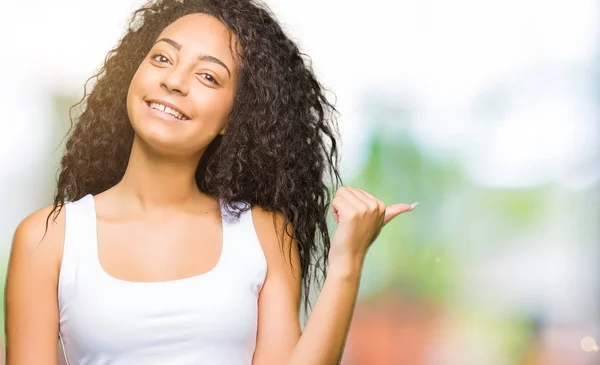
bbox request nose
[161,66,190,95]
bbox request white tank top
[58,194,267,365]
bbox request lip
[144,98,190,121]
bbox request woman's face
[126,13,238,157]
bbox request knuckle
[348,211,360,220]
[337,187,349,196]
[367,201,379,212]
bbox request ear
[219,127,226,136]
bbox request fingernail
[409,202,419,210]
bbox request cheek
[126,66,157,122]
[129,65,153,96]
[190,88,234,129]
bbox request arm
[286,186,414,365]
[285,254,363,365]
[251,187,414,365]
[4,205,64,365]
[250,206,363,365]
[251,207,302,365]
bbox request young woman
[4,0,417,364]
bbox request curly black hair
[46,0,343,312]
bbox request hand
[328,186,417,275]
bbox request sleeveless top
[58,194,267,365]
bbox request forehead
[157,13,238,70]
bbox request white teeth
[149,102,188,120]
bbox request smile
[145,100,190,121]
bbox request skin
[4,12,415,365]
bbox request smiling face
[126,13,239,157]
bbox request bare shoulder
[9,203,66,276]
[250,205,295,251]
[250,205,301,278]
[5,203,66,363]
[250,205,302,364]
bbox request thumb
[383,202,418,225]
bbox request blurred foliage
[350,129,461,303]
[349,125,551,302]
[338,92,570,363]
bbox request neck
[114,134,210,212]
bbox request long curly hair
[47,0,343,311]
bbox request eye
[199,73,220,86]
[150,52,170,64]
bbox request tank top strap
[58,194,97,297]
[220,200,267,294]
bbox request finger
[345,187,372,206]
[346,187,383,214]
[338,187,370,211]
[354,188,377,200]
[331,194,347,222]
[383,203,414,225]
[332,189,362,222]
[354,188,386,211]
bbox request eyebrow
[154,37,231,77]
